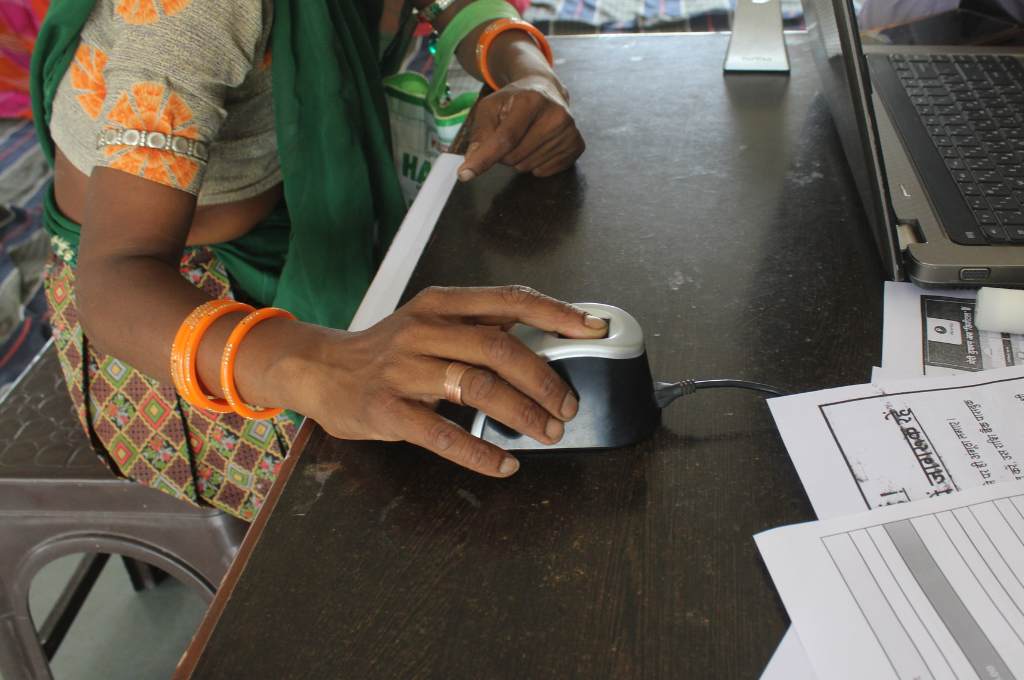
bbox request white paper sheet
[882,282,1024,379]
[756,480,1024,680]
[348,153,461,332]
[765,288,1024,680]
[768,365,1024,520]
[759,628,816,680]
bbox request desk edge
[172,417,318,680]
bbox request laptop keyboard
[890,53,1024,244]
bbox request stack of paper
[758,282,1024,680]
[758,481,1024,680]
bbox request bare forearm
[75,254,320,413]
[75,169,321,413]
[458,30,556,88]
[77,254,207,381]
[454,25,557,85]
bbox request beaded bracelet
[475,18,553,92]
[417,0,458,23]
[220,307,296,420]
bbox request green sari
[31,0,408,329]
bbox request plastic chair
[0,343,247,680]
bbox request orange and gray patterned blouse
[49,0,278,205]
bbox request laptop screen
[859,1,1024,29]
[804,0,904,279]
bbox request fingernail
[545,417,564,442]
[583,313,608,330]
[458,168,476,182]
[499,456,519,475]
[560,391,579,419]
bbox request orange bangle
[185,301,253,413]
[172,300,254,413]
[475,18,553,92]
[170,310,199,398]
[219,307,296,420]
[170,300,236,407]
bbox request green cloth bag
[383,0,519,203]
[31,0,408,331]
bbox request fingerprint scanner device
[470,303,660,451]
[975,287,1024,335]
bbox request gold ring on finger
[443,361,473,405]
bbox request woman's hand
[457,73,585,182]
[433,11,583,180]
[289,286,608,477]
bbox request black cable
[692,379,788,397]
[653,379,788,408]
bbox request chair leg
[121,556,168,592]
[0,573,53,680]
[38,554,109,660]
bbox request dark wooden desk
[180,33,885,679]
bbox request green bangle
[428,0,520,114]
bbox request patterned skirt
[44,246,298,521]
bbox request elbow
[73,260,114,355]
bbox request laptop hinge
[896,221,921,251]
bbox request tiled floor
[1,554,207,680]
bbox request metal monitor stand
[723,0,790,73]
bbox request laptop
[805,0,1024,286]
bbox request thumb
[458,96,535,182]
